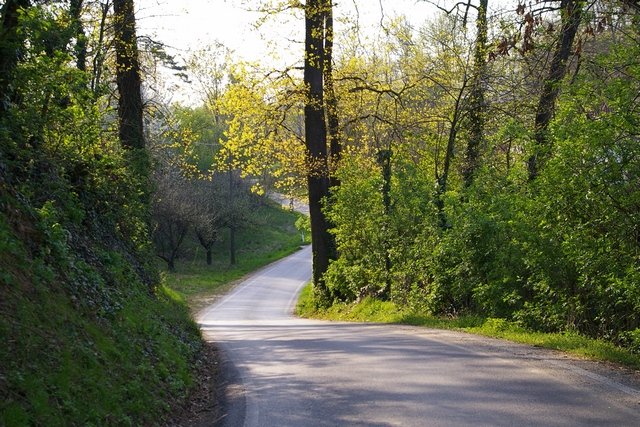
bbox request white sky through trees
[136,0,516,103]
[138,0,443,63]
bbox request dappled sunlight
[203,321,634,426]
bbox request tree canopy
[211,0,640,349]
[2,5,640,425]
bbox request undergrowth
[0,171,202,426]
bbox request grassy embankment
[1,200,201,426]
[297,287,640,369]
[1,195,306,427]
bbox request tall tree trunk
[229,166,236,265]
[91,1,109,94]
[528,0,583,180]
[305,0,335,298]
[435,84,464,230]
[324,2,340,188]
[377,148,392,298]
[463,0,488,187]
[0,0,31,120]
[69,0,87,71]
[113,0,145,154]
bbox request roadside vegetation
[239,1,640,363]
[297,287,640,369]
[0,0,216,423]
[161,201,309,314]
[0,2,303,425]
[3,0,640,424]
[200,1,640,362]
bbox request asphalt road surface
[199,246,640,427]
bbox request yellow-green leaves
[218,63,307,197]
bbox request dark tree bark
[154,219,190,272]
[324,2,340,188]
[0,0,31,118]
[463,0,488,187]
[435,82,465,230]
[228,167,236,265]
[91,1,109,94]
[304,0,336,296]
[195,230,216,265]
[69,0,87,71]
[113,0,144,154]
[377,148,392,297]
[528,0,583,180]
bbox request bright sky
[136,0,516,103]
[137,0,441,63]
[136,0,442,103]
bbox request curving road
[199,246,640,427]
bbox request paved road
[199,246,640,426]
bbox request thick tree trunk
[113,0,144,153]
[0,0,31,119]
[304,0,335,296]
[463,0,488,187]
[528,0,583,180]
[69,0,87,71]
[324,3,341,189]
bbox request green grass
[162,201,309,313]
[0,202,204,427]
[1,253,202,427]
[297,288,640,369]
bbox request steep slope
[0,152,203,426]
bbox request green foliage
[0,4,202,425]
[0,174,203,425]
[532,37,640,341]
[319,11,640,355]
[295,214,310,233]
[161,200,307,305]
[0,251,201,426]
[324,152,391,300]
[171,105,226,173]
[295,281,318,316]
[619,329,640,356]
[325,146,437,303]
